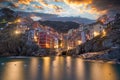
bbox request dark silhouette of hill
[39,20,80,33]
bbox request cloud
[18,11,94,23]
[8,3,19,8]
[63,0,120,17]
[30,15,42,21]
[64,0,92,5]
[92,0,120,10]
[63,0,120,14]
[0,0,119,19]
[18,0,31,5]
[33,5,44,9]
[92,0,120,14]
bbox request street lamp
[94,31,100,37]
[77,40,82,45]
[34,35,38,42]
[14,30,21,35]
[14,18,21,23]
[17,19,21,23]
[102,29,106,37]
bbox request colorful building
[30,21,60,49]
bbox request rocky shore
[0,8,120,64]
[61,13,120,63]
[78,47,120,63]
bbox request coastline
[0,47,120,64]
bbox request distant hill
[0,8,17,20]
[0,8,17,27]
[16,11,95,24]
[0,8,94,33]
[42,17,95,24]
[39,21,80,33]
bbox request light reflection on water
[1,61,25,80]
[0,56,120,80]
[29,58,39,80]
[76,59,85,80]
[43,57,50,80]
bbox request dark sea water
[0,56,120,80]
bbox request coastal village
[0,1,120,80]
[3,14,115,56]
[0,8,119,57]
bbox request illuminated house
[88,22,105,38]
[38,31,51,48]
[67,29,78,49]
[37,30,60,49]
[16,24,29,34]
[72,22,106,46]
[54,37,59,48]
[27,22,42,41]
[32,21,60,49]
[27,29,35,41]
[78,25,87,43]
[78,22,105,42]
[32,21,44,30]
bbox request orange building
[38,31,54,49]
[32,21,59,49]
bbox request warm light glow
[43,57,50,80]
[34,35,38,42]
[77,40,82,45]
[102,29,106,37]
[60,43,63,48]
[30,58,39,80]
[66,56,72,76]
[91,62,118,80]
[100,19,105,23]
[67,46,73,50]
[15,30,21,35]
[54,45,59,48]
[76,58,85,80]
[46,43,50,48]
[15,19,21,23]
[94,31,100,37]
[2,61,24,80]
[102,63,117,80]
[67,46,70,50]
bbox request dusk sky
[0,0,120,20]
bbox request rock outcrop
[67,14,120,59]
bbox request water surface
[0,56,120,80]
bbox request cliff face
[0,25,40,56]
[79,33,116,54]
[65,14,120,56]
[39,21,80,33]
[76,14,120,55]
[0,8,56,56]
[0,8,17,21]
[0,8,39,56]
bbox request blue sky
[0,0,119,20]
[0,0,108,20]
